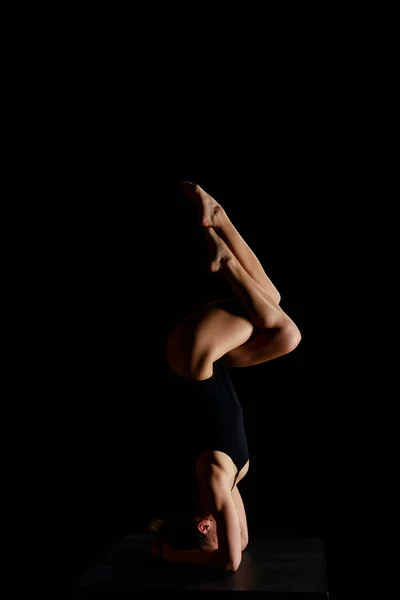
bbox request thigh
[166,298,254,378]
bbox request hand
[150,517,166,560]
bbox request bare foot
[181,181,225,228]
[203,226,234,272]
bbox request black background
[43,143,328,587]
[28,47,351,594]
[14,11,389,595]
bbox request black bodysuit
[165,356,249,492]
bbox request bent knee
[167,349,213,380]
[166,326,214,380]
[180,356,214,380]
[278,320,302,355]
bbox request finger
[149,517,164,533]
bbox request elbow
[276,320,302,356]
[240,530,249,551]
[224,555,242,572]
[230,557,242,572]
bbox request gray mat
[73,534,329,597]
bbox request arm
[165,475,242,572]
[213,484,242,571]
[232,485,249,550]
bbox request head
[191,510,218,550]
[151,507,218,551]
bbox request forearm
[231,486,248,551]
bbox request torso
[165,324,250,499]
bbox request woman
[150,181,301,571]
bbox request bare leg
[181,181,281,304]
[204,227,289,330]
[205,226,301,366]
[166,227,300,380]
[166,300,254,380]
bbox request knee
[187,353,214,380]
[166,333,213,381]
[278,320,302,355]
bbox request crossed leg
[166,184,301,380]
[181,181,281,304]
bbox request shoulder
[196,453,234,497]
[196,451,236,478]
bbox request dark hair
[149,509,214,551]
